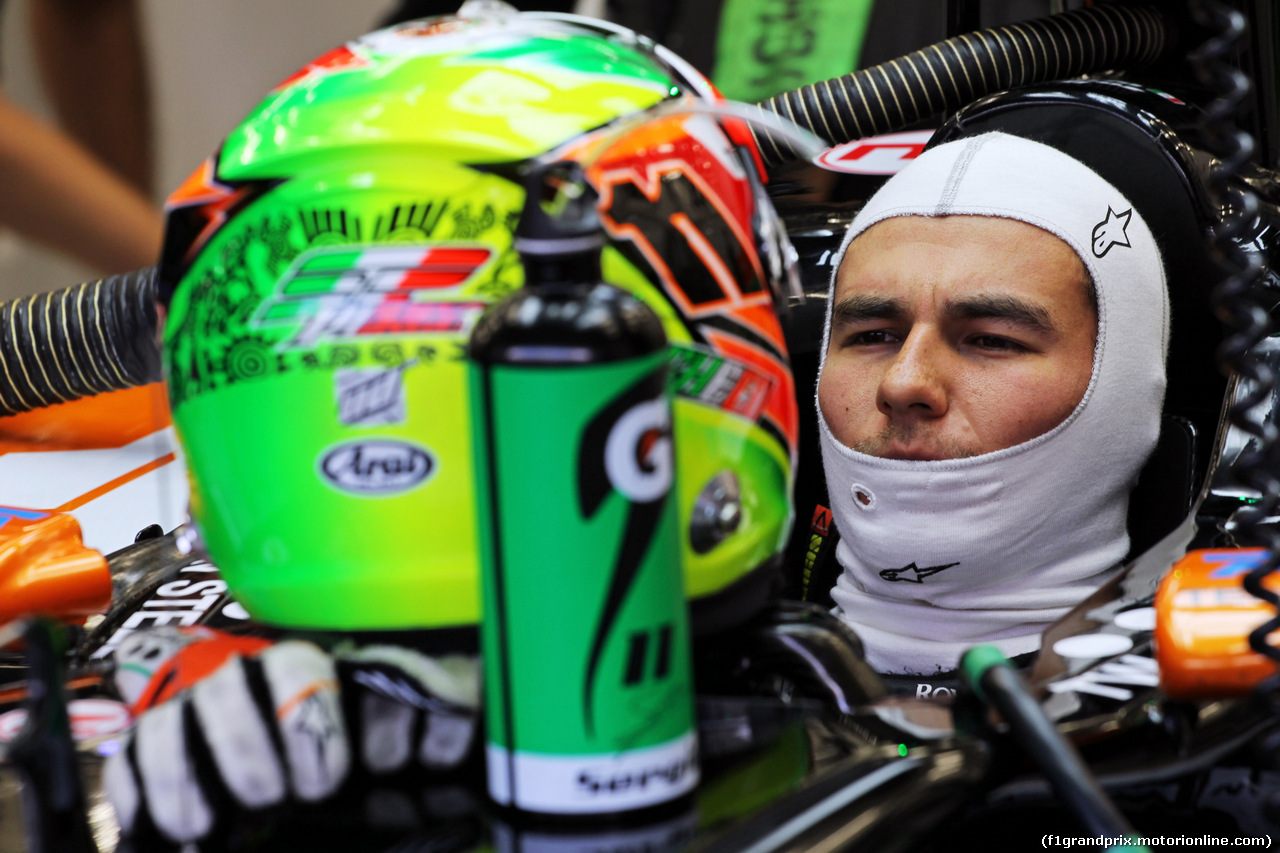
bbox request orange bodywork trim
[0,674,102,704]
[0,383,171,453]
[0,384,179,628]
[0,512,111,624]
[1155,548,1280,699]
[55,452,176,514]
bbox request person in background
[0,0,161,278]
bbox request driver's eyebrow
[830,294,904,329]
[945,294,1054,334]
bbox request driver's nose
[876,331,948,419]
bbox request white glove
[106,639,348,842]
[104,632,479,844]
[337,644,480,774]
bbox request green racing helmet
[157,6,799,636]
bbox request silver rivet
[690,471,742,553]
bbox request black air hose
[961,647,1145,847]
[752,4,1171,167]
[0,267,160,417]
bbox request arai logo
[319,439,435,495]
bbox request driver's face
[818,215,1097,460]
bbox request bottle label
[486,731,698,814]
[475,353,698,813]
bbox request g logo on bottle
[576,369,674,735]
[578,371,671,519]
[603,397,672,505]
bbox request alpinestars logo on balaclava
[817,133,1168,675]
[879,562,959,583]
[1092,207,1133,257]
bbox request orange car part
[1155,548,1280,699]
[0,383,170,452]
[0,508,111,625]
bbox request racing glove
[103,627,480,843]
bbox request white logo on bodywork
[335,361,415,426]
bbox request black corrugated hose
[0,6,1177,417]
[0,267,160,418]
[752,3,1172,166]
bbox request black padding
[1127,415,1199,558]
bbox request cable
[962,647,1148,852]
[1187,0,1280,684]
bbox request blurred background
[0,0,1041,301]
[0,0,398,299]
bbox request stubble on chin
[851,425,979,460]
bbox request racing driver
[816,130,1168,678]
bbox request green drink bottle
[469,163,698,816]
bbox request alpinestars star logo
[879,561,959,583]
[251,244,493,348]
[1091,207,1133,258]
[288,691,343,784]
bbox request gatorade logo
[604,398,673,504]
[577,371,672,735]
[579,373,673,519]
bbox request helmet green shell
[161,13,795,633]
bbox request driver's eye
[969,335,1026,352]
[846,329,897,346]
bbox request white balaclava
[818,132,1169,675]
